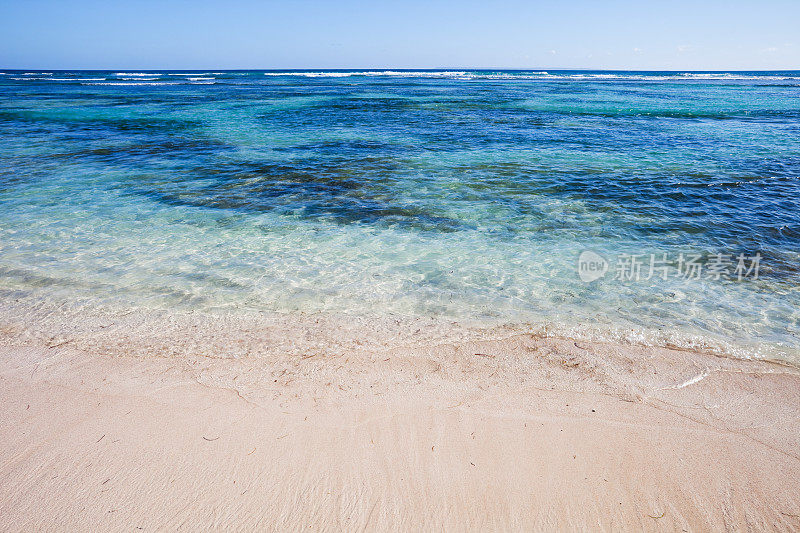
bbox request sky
[1,0,798,70]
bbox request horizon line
[3,67,800,72]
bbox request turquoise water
[1,70,799,361]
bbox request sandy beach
[1,311,799,531]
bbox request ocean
[0,70,798,363]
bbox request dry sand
[1,309,800,531]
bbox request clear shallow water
[0,70,798,362]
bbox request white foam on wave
[82,82,174,86]
[261,70,549,80]
[263,72,352,78]
[82,81,216,86]
[259,70,800,82]
[528,320,792,364]
[263,70,472,78]
[10,77,107,81]
[9,70,797,85]
[260,70,550,81]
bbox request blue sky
[1,0,798,70]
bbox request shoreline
[1,312,799,529]
[0,298,796,366]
